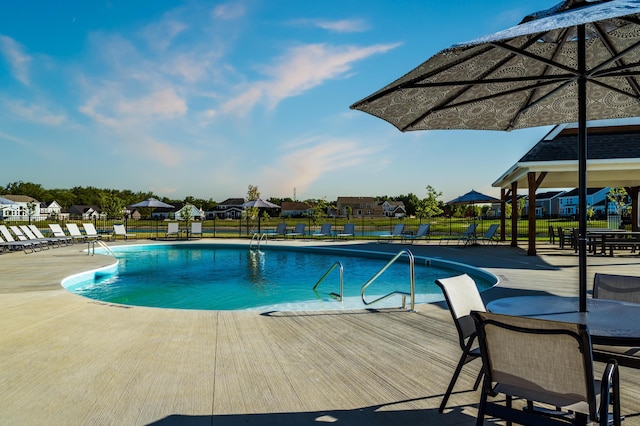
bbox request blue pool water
[63,244,496,311]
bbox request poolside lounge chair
[286,223,306,239]
[66,223,88,242]
[472,311,620,426]
[0,225,37,253]
[29,225,70,246]
[378,223,405,243]
[190,222,202,239]
[10,226,49,250]
[49,224,73,244]
[0,233,15,254]
[82,223,103,240]
[166,222,180,239]
[113,224,136,240]
[266,223,287,239]
[335,223,355,240]
[592,273,640,369]
[476,223,499,245]
[439,223,477,246]
[402,223,430,244]
[434,274,485,413]
[313,223,332,239]
[19,225,58,248]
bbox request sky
[0,0,559,203]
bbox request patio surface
[1,239,640,425]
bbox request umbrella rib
[490,40,579,76]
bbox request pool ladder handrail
[88,239,115,257]
[312,261,344,301]
[249,232,269,249]
[361,249,415,311]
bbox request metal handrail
[250,232,268,249]
[313,261,344,301]
[88,239,115,257]
[360,249,415,311]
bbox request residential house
[336,197,376,217]
[558,188,609,217]
[378,200,406,218]
[533,190,566,217]
[174,204,204,220]
[0,195,43,221]
[281,201,313,218]
[68,205,103,220]
[208,198,246,219]
[40,200,63,219]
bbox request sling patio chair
[166,222,180,239]
[472,311,620,426]
[190,222,202,239]
[19,225,59,248]
[434,273,485,413]
[335,223,355,240]
[10,225,49,250]
[286,223,306,239]
[82,223,103,240]
[66,223,88,243]
[113,224,137,240]
[49,224,74,245]
[29,224,70,246]
[439,223,477,246]
[592,273,640,369]
[378,223,405,243]
[402,223,430,244]
[312,223,332,239]
[0,225,36,253]
[476,223,499,245]
[266,222,287,239]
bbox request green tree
[308,198,329,226]
[607,187,628,215]
[100,193,124,219]
[244,185,260,226]
[415,185,443,221]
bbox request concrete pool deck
[1,239,640,425]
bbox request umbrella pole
[578,24,588,313]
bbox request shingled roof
[493,118,640,189]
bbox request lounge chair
[313,223,332,239]
[434,274,485,412]
[0,233,15,254]
[66,223,88,242]
[439,223,477,246]
[29,225,70,246]
[10,226,49,250]
[378,223,405,243]
[335,223,355,240]
[49,224,71,242]
[286,223,306,239]
[266,223,287,239]
[82,223,102,240]
[476,223,499,245]
[592,273,640,369]
[473,311,620,426]
[113,224,136,240]
[402,223,430,244]
[166,222,180,239]
[19,225,58,248]
[190,222,202,239]
[0,225,37,253]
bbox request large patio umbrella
[129,197,175,238]
[351,0,640,312]
[447,190,500,224]
[242,198,280,233]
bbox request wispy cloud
[212,3,246,20]
[0,130,30,146]
[4,98,66,126]
[0,35,31,86]
[117,88,187,119]
[221,42,401,115]
[290,18,369,33]
[262,135,384,195]
[140,17,188,52]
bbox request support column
[511,182,518,247]
[500,188,507,242]
[528,172,537,256]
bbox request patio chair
[82,223,102,240]
[434,274,485,413]
[549,225,556,244]
[313,223,332,239]
[49,224,74,245]
[113,224,136,240]
[402,223,430,244]
[166,222,180,239]
[286,223,306,239]
[335,223,355,240]
[378,223,405,243]
[190,222,202,239]
[29,225,70,246]
[557,226,574,249]
[266,222,287,239]
[0,225,36,253]
[592,273,640,369]
[439,223,477,246]
[472,311,620,426]
[476,223,499,245]
[19,225,58,248]
[66,223,88,242]
[10,226,49,250]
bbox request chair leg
[472,369,483,391]
[439,341,477,413]
[476,384,487,426]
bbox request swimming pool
[63,244,496,311]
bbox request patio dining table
[586,230,640,256]
[487,296,640,346]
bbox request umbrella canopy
[129,197,174,209]
[447,190,500,205]
[242,198,280,209]
[351,0,640,312]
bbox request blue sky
[0,0,557,203]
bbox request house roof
[1,194,39,203]
[218,198,246,207]
[281,201,311,211]
[561,187,606,197]
[493,118,640,189]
